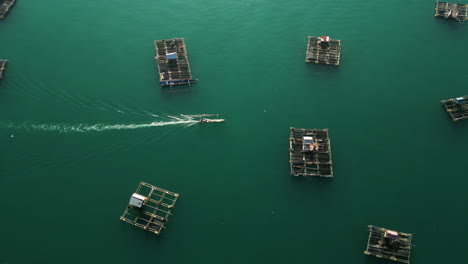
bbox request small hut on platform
[435,1,468,22]
[154,38,197,91]
[289,127,333,177]
[364,225,413,263]
[441,96,468,121]
[120,181,179,235]
[305,36,341,66]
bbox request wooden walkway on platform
[364,225,413,263]
[441,95,468,121]
[289,127,333,177]
[0,60,7,79]
[0,0,16,19]
[305,36,341,66]
[435,1,468,22]
[154,38,197,90]
[120,181,179,235]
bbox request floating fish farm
[0,60,7,79]
[364,225,413,263]
[120,181,179,235]
[0,0,16,19]
[305,36,341,66]
[441,96,468,121]
[435,1,468,21]
[154,38,197,90]
[289,127,333,177]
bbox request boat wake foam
[2,119,197,133]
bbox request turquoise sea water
[0,0,467,263]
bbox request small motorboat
[198,118,225,123]
[197,114,225,124]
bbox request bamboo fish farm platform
[289,127,333,177]
[364,225,413,263]
[305,36,341,66]
[435,1,468,21]
[154,38,197,90]
[120,181,179,235]
[441,96,468,121]
[0,60,7,79]
[0,0,16,19]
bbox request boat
[198,118,225,123]
[197,114,225,124]
[160,78,198,86]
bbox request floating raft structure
[289,127,333,177]
[120,181,179,235]
[0,0,16,19]
[364,225,413,264]
[0,60,7,79]
[441,95,468,121]
[435,1,468,22]
[154,38,197,90]
[305,36,341,66]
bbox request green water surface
[0,0,467,263]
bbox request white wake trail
[3,120,197,133]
